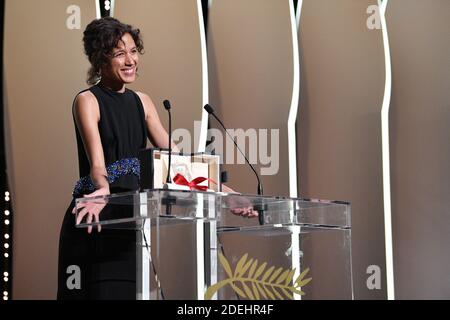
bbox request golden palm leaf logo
[205,253,312,300]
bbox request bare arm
[136,92,178,151]
[72,91,111,232]
[73,91,109,193]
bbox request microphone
[162,99,179,216]
[163,100,172,184]
[204,104,263,196]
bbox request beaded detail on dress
[72,157,140,197]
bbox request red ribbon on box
[173,173,217,191]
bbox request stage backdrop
[296,0,387,299]
[207,0,295,197]
[388,0,450,299]
[5,0,450,300]
[5,0,207,299]
[4,0,96,299]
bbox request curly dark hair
[83,17,144,85]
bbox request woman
[57,16,176,300]
[58,17,256,300]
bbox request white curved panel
[197,0,209,152]
[295,0,303,28]
[96,0,101,18]
[378,0,394,300]
[288,0,301,198]
[296,0,387,299]
[208,0,294,196]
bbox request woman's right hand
[72,186,110,233]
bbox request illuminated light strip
[197,0,209,152]
[3,191,11,299]
[288,0,301,198]
[378,0,395,300]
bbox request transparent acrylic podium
[75,189,353,300]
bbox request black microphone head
[220,171,228,184]
[163,100,171,110]
[204,104,214,114]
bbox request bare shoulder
[135,91,157,118]
[135,91,154,105]
[73,90,99,120]
[75,90,96,105]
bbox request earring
[94,71,102,85]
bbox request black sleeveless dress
[57,84,147,299]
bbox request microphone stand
[204,104,265,225]
[164,100,172,185]
[162,100,176,216]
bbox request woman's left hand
[222,186,259,218]
[230,206,259,218]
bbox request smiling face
[101,32,139,86]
